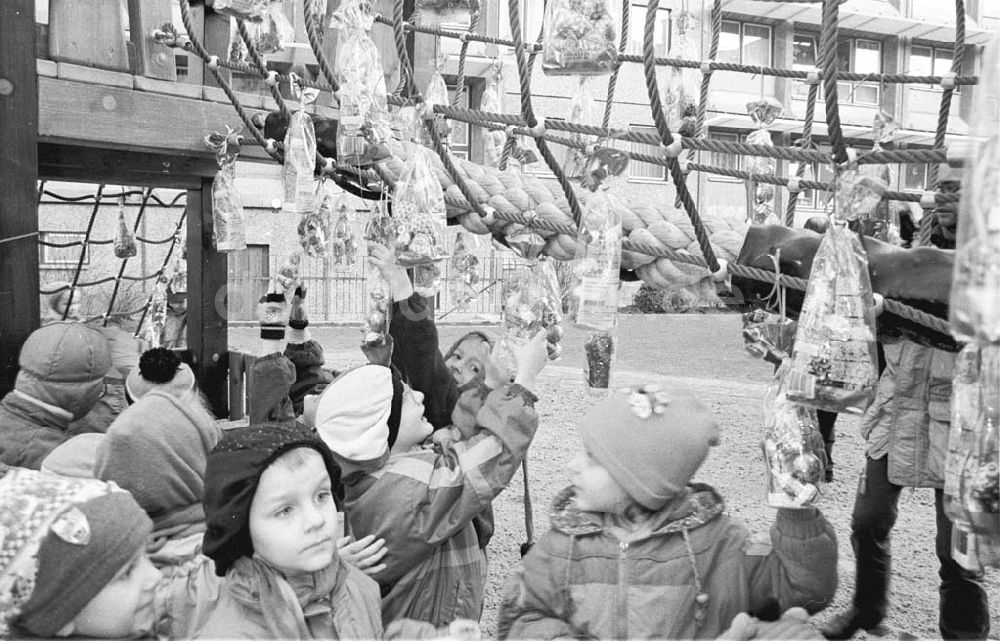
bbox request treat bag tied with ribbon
[246,0,294,54]
[542,0,618,76]
[282,98,318,215]
[762,371,826,509]
[784,221,878,413]
[950,526,1000,572]
[113,198,137,259]
[563,78,596,181]
[951,32,1000,343]
[332,0,391,167]
[362,201,396,344]
[745,98,783,225]
[146,276,169,349]
[392,144,448,293]
[945,343,982,529]
[298,180,334,258]
[859,112,899,241]
[423,55,453,144]
[205,128,247,252]
[571,148,627,395]
[330,194,359,267]
[742,308,796,362]
[665,9,701,137]
[449,232,480,311]
[959,344,1000,538]
[481,63,507,168]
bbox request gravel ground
[231,314,999,640]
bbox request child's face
[568,449,631,513]
[63,549,161,638]
[391,385,434,452]
[445,336,488,386]
[249,447,338,577]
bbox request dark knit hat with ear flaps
[202,423,342,576]
[579,386,720,511]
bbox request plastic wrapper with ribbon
[449,232,480,311]
[762,370,826,509]
[146,276,169,349]
[945,344,982,529]
[496,222,565,378]
[282,91,318,215]
[113,197,137,259]
[571,148,627,394]
[332,0,392,167]
[542,0,617,76]
[784,221,878,413]
[392,145,448,289]
[298,181,333,258]
[362,201,396,345]
[746,98,782,225]
[169,245,187,297]
[481,63,507,168]
[244,0,294,54]
[331,195,359,267]
[424,56,453,144]
[563,78,596,182]
[210,0,269,21]
[859,112,898,241]
[958,345,1000,538]
[666,10,700,137]
[205,127,247,252]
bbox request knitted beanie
[16,322,112,420]
[0,468,152,637]
[41,433,106,478]
[579,385,720,510]
[313,364,404,462]
[95,390,222,532]
[202,424,341,577]
[124,347,196,402]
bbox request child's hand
[369,244,413,300]
[337,534,388,576]
[512,330,549,389]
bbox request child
[0,322,112,469]
[198,423,383,639]
[124,347,197,404]
[0,466,161,638]
[312,332,547,627]
[284,286,335,415]
[498,385,838,640]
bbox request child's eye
[316,490,332,503]
[274,506,294,518]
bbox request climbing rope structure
[147,0,974,340]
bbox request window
[910,45,957,91]
[837,39,882,105]
[447,84,471,160]
[39,232,89,267]
[628,3,671,57]
[791,33,818,97]
[789,160,835,210]
[718,21,772,67]
[903,163,929,191]
[709,132,742,177]
[629,125,666,181]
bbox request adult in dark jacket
[0,322,111,469]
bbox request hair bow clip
[620,384,671,419]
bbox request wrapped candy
[742,308,795,362]
[146,276,169,349]
[113,199,137,259]
[859,112,898,241]
[299,183,333,257]
[959,346,1000,538]
[945,344,983,528]
[542,0,618,76]
[571,148,627,395]
[331,196,359,267]
[276,253,301,291]
[245,0,294,54]
[362,201,396,344]
[210,0,269,21]
[282,102,318,215]
[481,63,507,168]
[393,145,448,271]
[449,232,480,310]
[950,527,1000,572]
[665,10,700,137]
[332,0,392,167]
[784,221,879,413]
[835,134,892,224]
[762,374,826,509]
[563,78,596,182]
[746,98,782,225]
[205,128,247,252]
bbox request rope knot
[939,72,957,90]
[664,133,684,158]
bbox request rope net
[154,0,976,336]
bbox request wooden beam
[187,178,230,418]
[0,0,41,397]
[47,0,130,71]
[38,142,217,187]
[127,0,178,80]
[37,76,273,159]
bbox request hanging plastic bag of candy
[276,253,301,292]
[210,0,269,22]
[393,145,448,267]
[542,0,617,76]
[951,34,1000,343]
[783,220,879,413]
[859,112,898,241]
[169,246,188,296]
[332,0,392,167]
[665,9,700,137]
[330,195,359,267]
[481,62,507,169]
[745,98,783,225]
[762,369,826,509]
[204,127,247,252]
[299,181,333,258]
[945,344,982,529]
[362,200,396,345]
[282,82,318,215]
[245,0,294,54]
[563,78,596,182]
[113,197,137,259]
[950,527,1000,572]
[449,232,480,310]
[571,148,627,394]
[146,275,169,349]
[742,308,795,363]
[414,0,479,26]
[959,344,1000,538]
[424,54,452,145]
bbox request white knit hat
[314,365,394,462]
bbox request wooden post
[202,9,232,89]
[127,0,178,80]
[0,0,41,397]
[187,178,230,417]
[48,0,130,71]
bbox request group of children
[0,246,838,639]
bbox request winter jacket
[341,383,539,627]
[248,351,297,425]
[0,391,74,469]
[285,340,335,416]
[861,338,954,488]
[196,555,382,640]
[389,293,460,430]
[151,529,222,640]
[498,485,838,640]
[66,375,128,436]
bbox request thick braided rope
[103,187,154,326]
[785,82,820,225]
[62,184,105,319]
[452,9,480,107]
[506,0,584,227]
[641,0,720,273]
[693,0,722,161]
[602,0,630,132]
[820,0,847,165]
[304,0,340,94]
